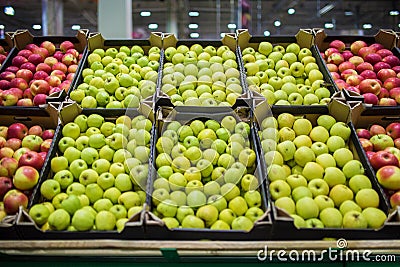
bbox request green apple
[152,188,170,206]
[323,167,346,187]
[317,115,336,130]
[210,220,230,230]
[267,164,287,182]
[219,208,236,226]
[269,180,291,200]
[186,190,207,208]
[264,151,284,166]
[296,197,319,219]
[339,200,362,216]
[109,162,126,177]
[293,135,312,148]
[85,183,104,204]
[53,170,74,189]
[169,191,187,207]
[329,184,354,207]
[342,210,367,228]
[319,207,343,228]
[315,154,336,169]
[40,179,61,200]
[294,146,315,167]
[286,174,307,189]
[309,126,329,143]
[181,214,205,229]
[333,148,354,168]
[361,207,387,229]
[314,195,335,211]
[292,186,313,202]
[291,214,306,228]
[29,203,51,226]
[93,198,113,212]
[50,156,69,173]
[342,160,364,179]
[196,204,219,227]
[220,183,240,201]
[308,178,329,197]
[231,216,253,231]
[348,174,372,193]
[302,162,324,181]
[277,140,296,161]
[228,196,248,216]
[275,196,295,214]
[48,208,71,231]
[355,188,379,209]
[176,206,195,223]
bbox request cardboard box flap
[88,32,163,51]
[3,31,15,47]
[237,29,252,50]
[221,32,237,52]
[375,29,397,49]
[162,33,178,49]
[58,100,83,125]
[295,29,315,48]
[327,98,351,123]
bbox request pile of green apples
[28,113,151,232]
[161,44,243,106]
[260,113,388,228]
[244,42,331,105]
[152,115,264,230]
[70,45,160,108]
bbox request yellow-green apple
[376,165,400,190]
[342,160,364,179]
[370,134,394,151]
[40,179,61,200]
[13,165,39,190]
[342,210,367,228]
[355,188,379,209]
[295,197,319,219]
[329,184,354,207]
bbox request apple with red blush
[0,71,16,81]
[329,40,346,52]
[49,87,63,95]
[356,62,374,73]
[50,70,66,81]
[379,98,397,106]
[341,50,353,61]
[67,64,78,73]
[338,61,356,73]
[341,69,357,80]
[17,98,34,107]
[4,138,21,151]
[40,138,53,153]
[12,56,28,68]
[52,62,68,73]
[61,53,77,66]
[386,123,400,140]
[370,151,399,170]
[41,129,54,140]
[0,176,13,199]
[374,62,391,73]
[16,69,34,83]
[363,93,379,105]
[357,128,372,139]
[17,49,33,59]
[60,41,75,53]
[3,189,28,214]
[0,80,10,90]
[358,46,374,58]
[346,86,360,94]
[43,56,58,67]
[1,157,19,177]
[0,147,13,159]
[5,66,19,74]
[376,49,393,58]
[382,55,400,68]
[359,138,374,152]
[40,41,56,55]
[377,69,396,82]
[359,79,381,95]
[369,43,384,52]
[350,40,368,55]
[27,53,44,65]
[364,53,382,65]
[370,124,386,136]
[36,63,52,74]
[33,94,47,106]
[383,77,400,91]
[18,151,45,170]
[330,72,340,80]
[360,70,377,79]
[1,89,20,106]
[30,80,50,96]
[7,122,28,140]
[348,56,364,67]
[45,75,61,87]
[327,52,345,65]
[346,74,364,86]
[20,62,36,73]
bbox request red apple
[341,69,358,80]
[329,40,346,52]
[346,74,364,86]
[378,88,390,99]
[360,70,377,79]
[376,49,393,58]
[17,49,33,59]
[49,86,63,95]
[342,50,353,61]
[350,40,368,55]
[363,93,378,105]
[30,80,50,96]
[35,47,49,59]
[0,147,13,159]
[45,75,61,87]
[356,62,374,73]
[60,41,75,53]
[0,176,13,199]
[1,157,19,177]
[374,62,391,73]
[28,125,43,137]
[33,94,47,106]
[53,51,64,61]
[386,123,400,140]
[42,129,55,140]
[36,63,52,74]
[366,151,375,161]
[23,88,33,100]
[50,70,66,81]
[392,66,400,74]
[52,62,68,73]
[25,43,38,52]
[357,128,372,139]
[10,78,29,91]
[369,43,384,52]
[370,124,386,136]
[335,79,348,90]
[0,80,11,90]
[376,165,400,190]
[40,138,53,152]
[327,52,344,65]
[43,56,58,67]
[364,53,382,65]
[17,98,34,107]
[13,147,30,161]
[61,53,77,66]
[358,47,374,58]
[383,77,400,91]
[59,80,71,91]
[346,86,360,94]
[390,190,400,207]
[0,71,16,81]
[16,69,34,83]
[382,55,400,68]
[377,69,396,82]
[348,56,364,67]
[338,61,356,73]
[66,73,75,81]
[330,72,341,80]
[7,123,28,140]
[379,97,397,106]
[12,56,28,67]
[20,62,36,73]
[390,88,400,104]
[394,138,400,149]
[3,189,28,214]
[27,53,44,65]
[359,79,381,95]
[18,151,44,170]
[40,41,56,55]
[359,138,374,152]
[67,64,78,73]
[325,48,339,57]
[38,151,47,161]
[5,66,19,74]
[5,138,21,151]
[370,151,399,170]
[13,165,39,190]
[33,71,49,81]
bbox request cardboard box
[0,103,60,240]
[16,102,154,239]
[253,99,398,240]
[67,32,163,110]
[157,33,251,108]
[314,28,400,113]
[144,105,273,240]
[0,32,17,72]
[236,29,337,109]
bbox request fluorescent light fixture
[190,32,199,38]
[288,8,295,15]
[324,23,334,29]
[189,11,199,17]
[71,25,81,30]
[264,30,270,36]
[0,25,4,30]
[32,24,42,30]
[319,4,334,16]
[188,23,198,29]
[220,33,225,38]
[4,6,14,16]
[362,23,372,29]
[148,23,158,29]
[274,20,281,27]
[344,11,353,16]
[389,10,399,16]
[140,11,151,17]
[399,23,400,28]
[227,23,236,29]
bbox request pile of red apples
[0,123,54,218]
[322,40,400,106]
[0,40,83,107]
[356,122,400,207]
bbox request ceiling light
[264,30,270,36]
[71,25,81,30]
[220,33,225,38]
[0,25,4,30]
[140,11,151,17]
[344,11,353,16]
[274,20,281,27]
[32,24,42,30]
[324,23,334,29]
[227,23,236,29]
[148,23,158,29]
[389,10,399,16]
[188,23,198,29]
[288,8,295,15]
[362,23,372,29]
[4,6,14,16]
[190,32,199,38]
[319,4,334,16]
[189,11,199,17]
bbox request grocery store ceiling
[0,0,399,39]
